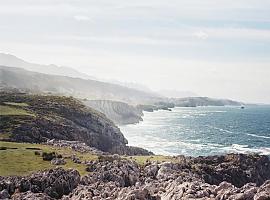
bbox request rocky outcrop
[45,139,105,155]
[0,92,152,155]
[0,168,80,199]
[254,180,270,200]
[51,158,66,165]
[84,100,143,125]
[0,154,269,199]
[12,192,53,200]
[65,153,270,199]
[137,103,174,113]
[186,153,270,187]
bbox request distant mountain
[170,97,242,107]
[0,53,159,95]
[0,65,163,105]
[0,53,97,80]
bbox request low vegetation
[3,102,29,107]
[0,105,34,116]
[0,141,174,177]
[0,141,97,176]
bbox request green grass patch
[0,133,11,140]
[4,102,29,107]
[0,141,176,177]
[0,141,97,176]
[0,105,34,116]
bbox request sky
[0,0,270,103]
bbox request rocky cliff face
[0,92,152,155]
[84,100,143,125]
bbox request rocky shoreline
[0,153,269,200]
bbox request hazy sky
[0,0,270,103]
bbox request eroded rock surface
[0,168,80,199]
[1,154,269,199]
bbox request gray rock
[50,158,66,165]
[254,180,270,200]
[11,191,53,200]
[0,168,80,199]
[0,189,10,199]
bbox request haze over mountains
[0,53,254,103]
[0,52,243,124]
[0,53,161,97]
[0,53,97,80]
[0,65,164,105]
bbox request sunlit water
[120,106,270,156]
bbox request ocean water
[120,106,270,157]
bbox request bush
[42,152,56,161]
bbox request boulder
[254,180,270,200]
[0,189,10,199]
[0,168,80,199]
[12,191,53,200]
[51,158,66,165]
[42,152,56,161]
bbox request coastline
[1,93,269,199]
[120,106,270,157]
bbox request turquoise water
[120,106,270,156]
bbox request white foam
[207,125,234,134]
[246,133,270,139]
[222,144,270,155]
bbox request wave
[206,125,234,134]
[222,144,270,155]
[246,133,270,139]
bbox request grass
[0,105,34,116]
[0,141,175,177]
[0,141,97,176]
[0,133,12,140]
[3,102,29,107]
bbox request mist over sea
[120,106,270,156]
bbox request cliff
[0,92,152,155]
[83,100,143,125]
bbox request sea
[120,105,270,157]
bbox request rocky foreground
[0,153,269,200]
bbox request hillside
[0,66,163,104]
[0,53,96,80]
[0,92,152,155]
[0,53,162,99]
[171,97,242,107]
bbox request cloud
[74,15,91,21]
[192,31,209,40]
[200,27,270,41]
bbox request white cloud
[193,31,209,40]
[1,0,270,103]
[74,15,91,21]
